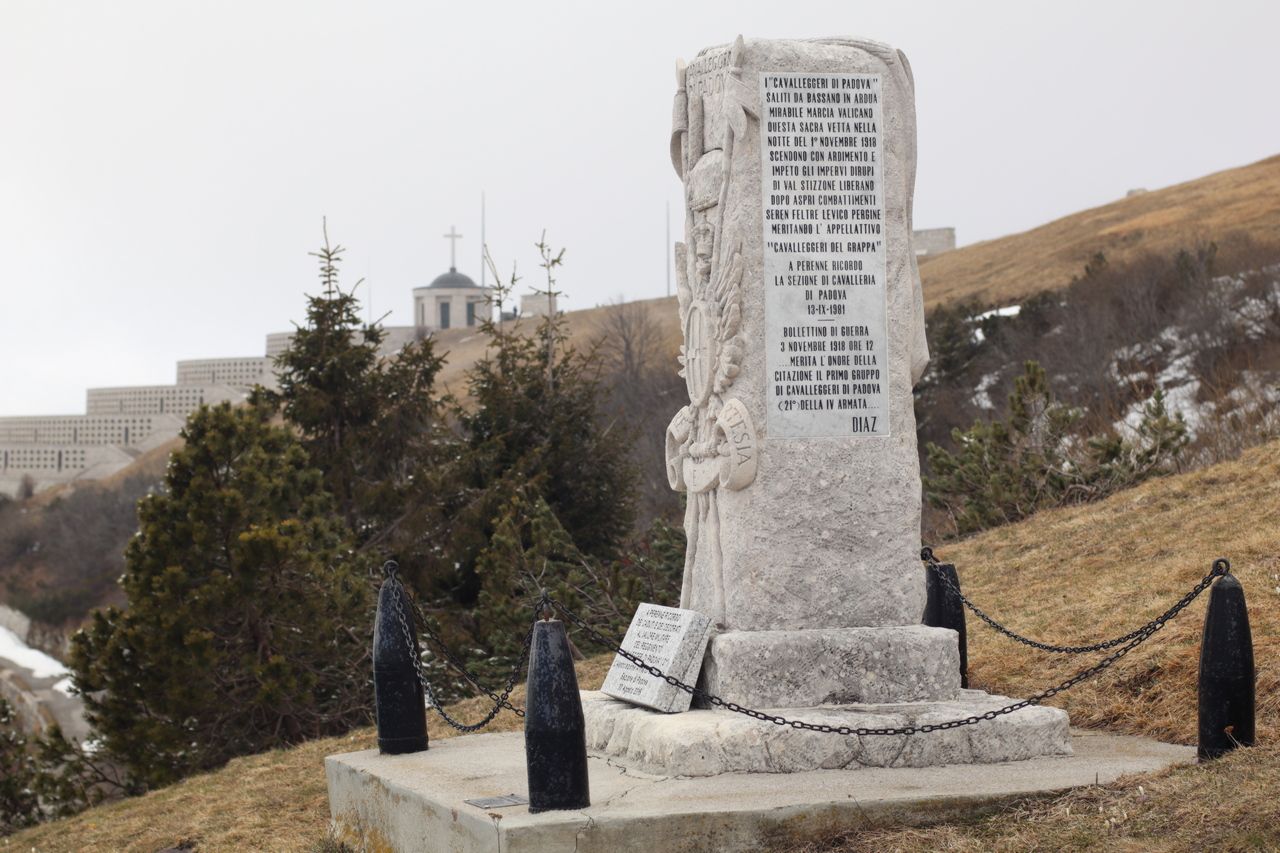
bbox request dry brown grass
[11,442,1279,851]
[776,439,1280,852]
[5,658,613,853]
[784,743,1280,852]
[428,296,683,401]
[942,439,1279,747]
[918,153,1280,308]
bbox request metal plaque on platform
[464,793,529,810]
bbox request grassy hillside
[918,153,1280,307]
[431,155,1280,401]
[10,440,1280,852]
[427,294,681,398]
[60,153,1280,490]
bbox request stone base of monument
[697,626,963,707]
[582,690,1070,776]
[325,727,1194,853]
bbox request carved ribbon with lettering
[665,36,759,626]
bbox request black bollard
[923,562,969,689]
[373,569,429,755]
[525,618,590,813]
[1198,567,1255,760]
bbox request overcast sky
[2,0,1277,416]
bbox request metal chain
[547,559,1224,736]
[385,564,535,732]
[921,548,1230,655]
[404,590,529,716]
[376,550,1227,738]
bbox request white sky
[2,0,1277,416]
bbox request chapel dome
[427,267,480,289]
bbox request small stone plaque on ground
[601,603,712,713]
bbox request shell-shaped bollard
[923,563,969,689]
[525,619,590,813]
[373,576,429,755]
[1198,572,1255,760]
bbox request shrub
[67,403,374,789]
[925,361,1187,536]
[0,699,39,835]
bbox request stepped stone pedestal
[582,691,1070,777]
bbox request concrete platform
[326,728,1195,853]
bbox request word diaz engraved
[762,72,888,438]
[600,603,713,713]
[665,36,759,625]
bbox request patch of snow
[974,305,1022,321]
[1158,352,1197,388]
[1157,326,1185,348]
[972,372,1001,410]
[1233,296,1274,338]
[970,304,1022,344]
[0,625,69,679]
[53,676,77,697]
[1160,380,1206,430]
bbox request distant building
[413,226,491,331]
[1126,188,1148,198]
[176,357,274,388]
[85,384,245,417]
[913,227,956,257]
[413,267,488,331]
[0,414,185,495]
[520,292,558,319]
[0,226,493,497]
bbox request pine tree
[926,361,1188,537]
[267,222,454,560]
[469,486,682,683]
[0,699,39,835]
[68,402,374,788]
[456,238,637,579]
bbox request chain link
[404,591,530,716]
[378,551,1227,739]
[385,564,536,732]
[547,557,1226,737]
[921,548,1230,655]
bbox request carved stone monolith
[580,36,1071,775]
[664,36,942,705]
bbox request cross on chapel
[443,226,463,271]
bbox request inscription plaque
[601,603,712,713]
[761,71,889,438]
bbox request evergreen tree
[1085,389,1189,487]
[455,239,637,583]
[468,485,682,682]
[68,402,374,788]
[267,222,454,559]
[925,361,1187,536]
[0,699,39,835]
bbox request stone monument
[325,38,1201,852]
[580,35,1070,774]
